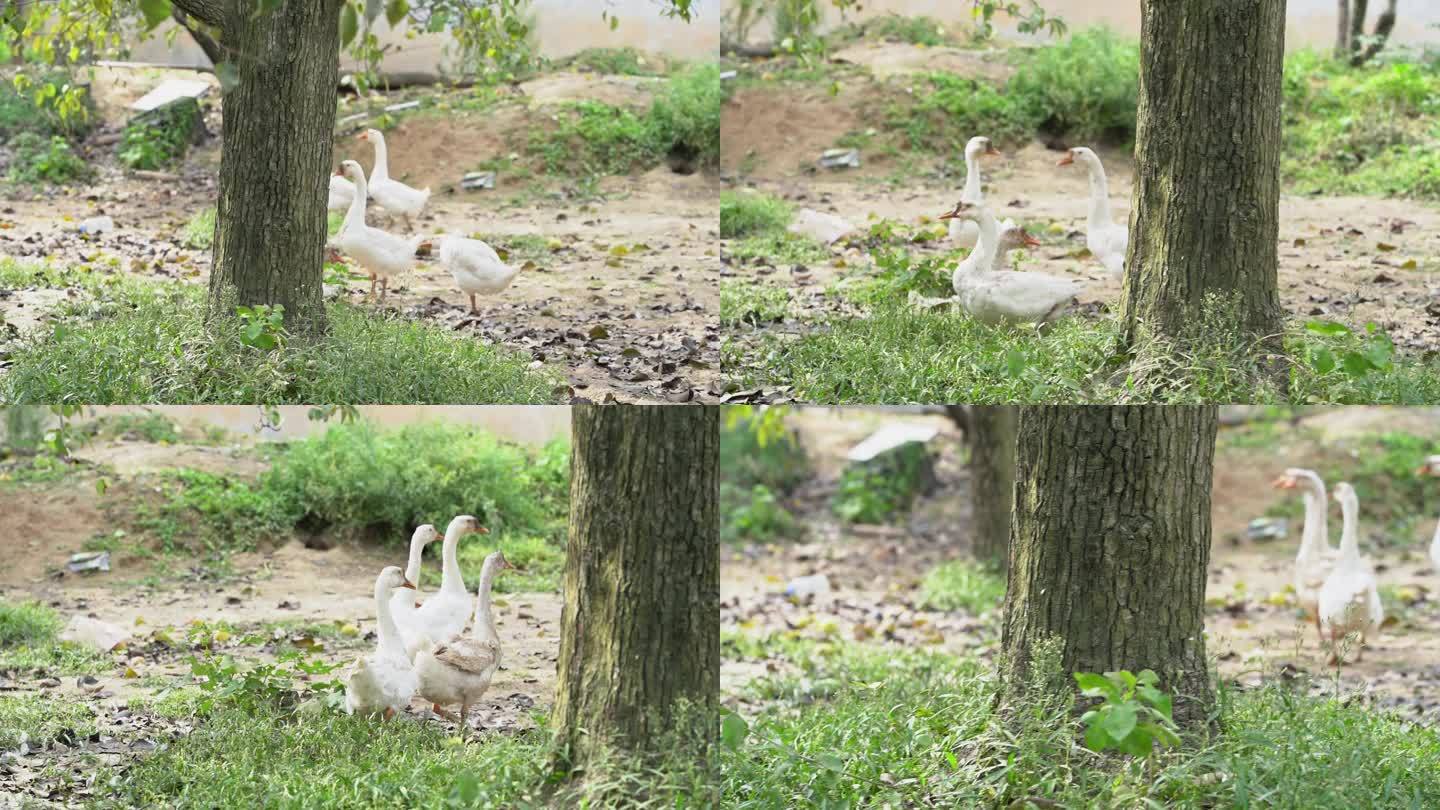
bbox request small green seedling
[1075,669,1180,757]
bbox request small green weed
[720,191,791,238]
[831,441,932,524]
[918,559,1006,614]
[721,483,802,544]
[0,695,97,749]
[720,280,792,328]
[183,207,216,250]
[6,132,92,185]
[1075,669,1180,756]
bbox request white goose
[949,136,1009,247]
[415,550,514,732]
[994,221,1041,273]
[332,160,424,302]
[358,128,431,230]
[1317,482,1383,664]
[1420,455,1440,571]
[1272,467,1341,642]
[344,566,418,718]
[938,201,1081,325]
[328,173,356,212]
[391,524,439,646]
[406,515,488,661]
[1057,147,1127,275]
[421,235,524,315]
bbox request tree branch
[170,0,224,29]
[172,6,225,67]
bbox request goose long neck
[371,135,390,181]
[961,151,983,203]
[440,528,467,594]
[1085,160,1113,230]
[374,582,406,658]
[1298,481,1328,555]
[343,171,367,231]
[973,207,999,266]
[472,559,501,645]
[1338,492,1360,561]
[403,536,426,586]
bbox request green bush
[6,132,92,185]
[562,47,663,76]
[0,71,94,140]
[719,191,792,238]
[887,73,1038,152]
[118,99,200,170]
[831,441,932,524]
[720,412,810,493]
[721,483,802,544]
[1007,27,1141,143]
[647,62,722,169]
[0,599,62,647]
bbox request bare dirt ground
[0,438,559,803]
[0,67,720,403]
[721,407,1440,726]
[721,51,1440,353]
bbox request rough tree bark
[1336,0,1352,57]
[1347,0,1399,66]
[968,406,1015,572]
[553,406,720,778]
[1122,1,1287,390]
[1001,406,1218,729]
[175,0,341,335]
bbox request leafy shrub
[1075,669,1180,757]
[128,468,294,556]
[720,411,810,493]
[1007,27,1141,143]
[720,191,791,238]
[6,132,92,185]
[0,71,94,139]
[647,62,722,169]
[562,47,663,76]
[832,441,933,524]
[722,484,801,544]
[79,413,182,444]
[263,422,569,543]
[887,73,1038,152]
[118,98,200,170]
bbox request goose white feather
[1420,455,1440,571]
[328,174,356,212]
[391,524,439,649]
[344,566,418,718]
[423,235,525,314]
[1057,147,1127,275]
[415,551,514,733]
[948,136,1002,247]
[359,128,431,228]
[1317,482,1383,663]
[407,515,488,661]
[1272,467,1341,641]
[939,201,1081,325]
[331,160,424,302]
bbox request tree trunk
[553,405,720,781]
[1001,406,1217,730]
[1352,0,1399,66]
[1336,0,1351,57]
[173,7,227,69]
[208,0,342,336]
[1350,0,1369,55]
[1123,1,1287,390]
[968,406,1015,571]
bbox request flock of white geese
[928,136,1127,324]
[1271,456,1440,664]
[344,515,517,733]
[326,129,523,312]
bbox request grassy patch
[725,300,1440,405]
[720,643,1440,807]
[559,47,665,76]
[721,484,802,545]
[0,599,110,675]
[719,191,792,239]
[724,231,829,267]
[528,63,720,175]
[917,559,1006,614]
[720,412,809,545]
[183,206,217,250]
[720,280,792,328]
[834,14,957,47]
[5,132,92,185]
[0,695,97,749]
[0,262,561,404]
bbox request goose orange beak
[1021,231,1040,248]
[401,580,417,590]
[356,132,369,142]
[1270,475,1296,489]
[1057,152,1075,167]
[475,526,490,535]
[985,146,1002,157]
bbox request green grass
[0,695,97,749]
[0,262,561,404]
[0,599,110,675]
[833,14,957,47]
[118,98,199,170]
[183,206,217,250]
[719,191,792,239]
[724,232,829,267]
[721,484,802,545]
[528,63,720,175]
[106,697,713,808]
[917,559,1006,614]
[720,280,792,328]
[721,641,1440,807]
[5,131,92,185]
[724,300,1440,404]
